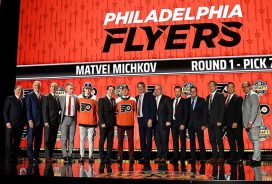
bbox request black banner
[16,55,272,79]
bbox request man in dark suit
[206,81,225,163]
[26,81,44,164]
[224,82,244,164]
[135,82,156,167]
[98,85,116,165]
[42,82,61,163]
[3,85,26,164]
[154,85,172,163]
[170,86,186,165]
[185,86,207,163]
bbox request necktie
[156,96,159,109]
[225,95,231,107]
[137,95,142,116]
[19,98,23,108]
[68,95,71,116]
[111,98,115,110]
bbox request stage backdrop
[16,0,272,151]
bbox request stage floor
[3,158,272,181]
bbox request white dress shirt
[137,93,145,118]
[65,94,75,116]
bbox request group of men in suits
[3,80,263,168]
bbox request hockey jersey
[77,96,98,126]
[116,96,136,127]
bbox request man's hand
[247,122,253,129]
[6,122,12,129]
[217,122,222,126]
[147,119,152,128]
[201,126,207,131]
[45,122,49,127]
[101,123,106,128]
[180,125,185,130]
[166,122,171,126]
[232,122,238,129]
[29,120,34,128]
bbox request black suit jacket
[156,95,172,129]
[98,96,116,127]
[185,97,208,128]
[224,94,243,128]
[42,93,61,125]
[135,92,156,122]
[3,95,27,128]
[172,97,186,126]
[206,92,225,126]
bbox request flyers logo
[216,83,228,94]
[120,104,132,112]
[260,104,270,115]
[80,103,92,111]
[23,89,33,97]
[146,85,155,94]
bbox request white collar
[210,91,216,96]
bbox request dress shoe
[188,159,196,164]
[78,157,84,163]
[235,159,243,164]
[138,157,145,164]
[216,158,225,163]
[89,157,95,164]
[154,158,161,163]
[63,157,69,164]
[170,159,178,165]
[207,158,216,163]
[129,157,135,164]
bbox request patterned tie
[225,95,231,107]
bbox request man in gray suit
[59,82,78,164]
[242,82,263,165]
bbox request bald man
[153,85,172,163]
[26,81,44,164]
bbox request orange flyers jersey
[116,96,136,127]
[77,96,98,126]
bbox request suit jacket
[242,90,263,128]
[42,93,61,125]
[26,91,44,126]
[156,95,172,129]
[206,92,225,126]
[171,97,186,126]
[224,93,243,129]
[3,95,27,128]
[135,92,156,122]
[58,94,78,124]
[185,96,208,129]
[98,96,116,127]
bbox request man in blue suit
[135,82,156,170]
[26,81,44,164]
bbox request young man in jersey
[77,82,98,164]
[116,85,137,164]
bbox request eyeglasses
[242,85,250,88]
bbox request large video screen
[16,0,272,151]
